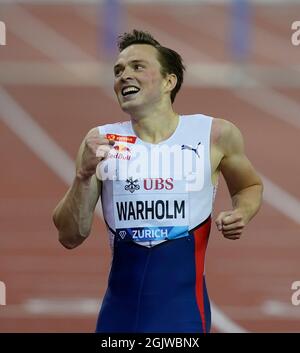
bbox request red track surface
[0,2,300,332]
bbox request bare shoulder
[211,118,244,156]
[85,126,100,139]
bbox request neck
[129,104,179,144]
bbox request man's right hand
[76,128,115,181]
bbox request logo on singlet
[106,134,137,144]
[108,144,132,160]
[119,230,127,239]
[124,177,140,193]
[181,142,202,158]
[143,178,174,191]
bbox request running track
[0,1,300,332]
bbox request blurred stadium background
[0,0,300,332]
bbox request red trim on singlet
[193,217,211,333]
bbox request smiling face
[113,44,170,114]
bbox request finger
[222,228,243,236]
[223,234,241,240]
[94,140,115,149]
[224,231,241,238]
[96,145,112,158]
[222,221,244,231]
[216,219,224,231]
[215,211,233,230]
[85,135,114,151]
[222,213,243,225]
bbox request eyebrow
[114,59,148,71]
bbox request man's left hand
[215,209,246,240]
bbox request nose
[120,66,133,81]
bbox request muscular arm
[215,119,263,239]
[52,174,101,249]
[52,128,113,249]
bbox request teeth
[122,86,139,96]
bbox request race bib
[113,177,189,245]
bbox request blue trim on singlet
[96,225,211,333]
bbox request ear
[164,73,177,93]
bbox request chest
[98,141,210,190]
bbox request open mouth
[121,86,140,97]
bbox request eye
[114,67,123,77]
[134,64,143,71]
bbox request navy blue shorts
[96,217,211,333]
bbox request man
[53,30,263,333]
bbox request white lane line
[0,298,102,318]
[212,303,300,321]
[234,85,300,130]
[261,300,300,319]
[0,86,104,217]
[260,176,300,225]
[0,87,74,185]
[24,298,101,316]
[210,301,249,333]
[2,298,299,323]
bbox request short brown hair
[118,29,185,103]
